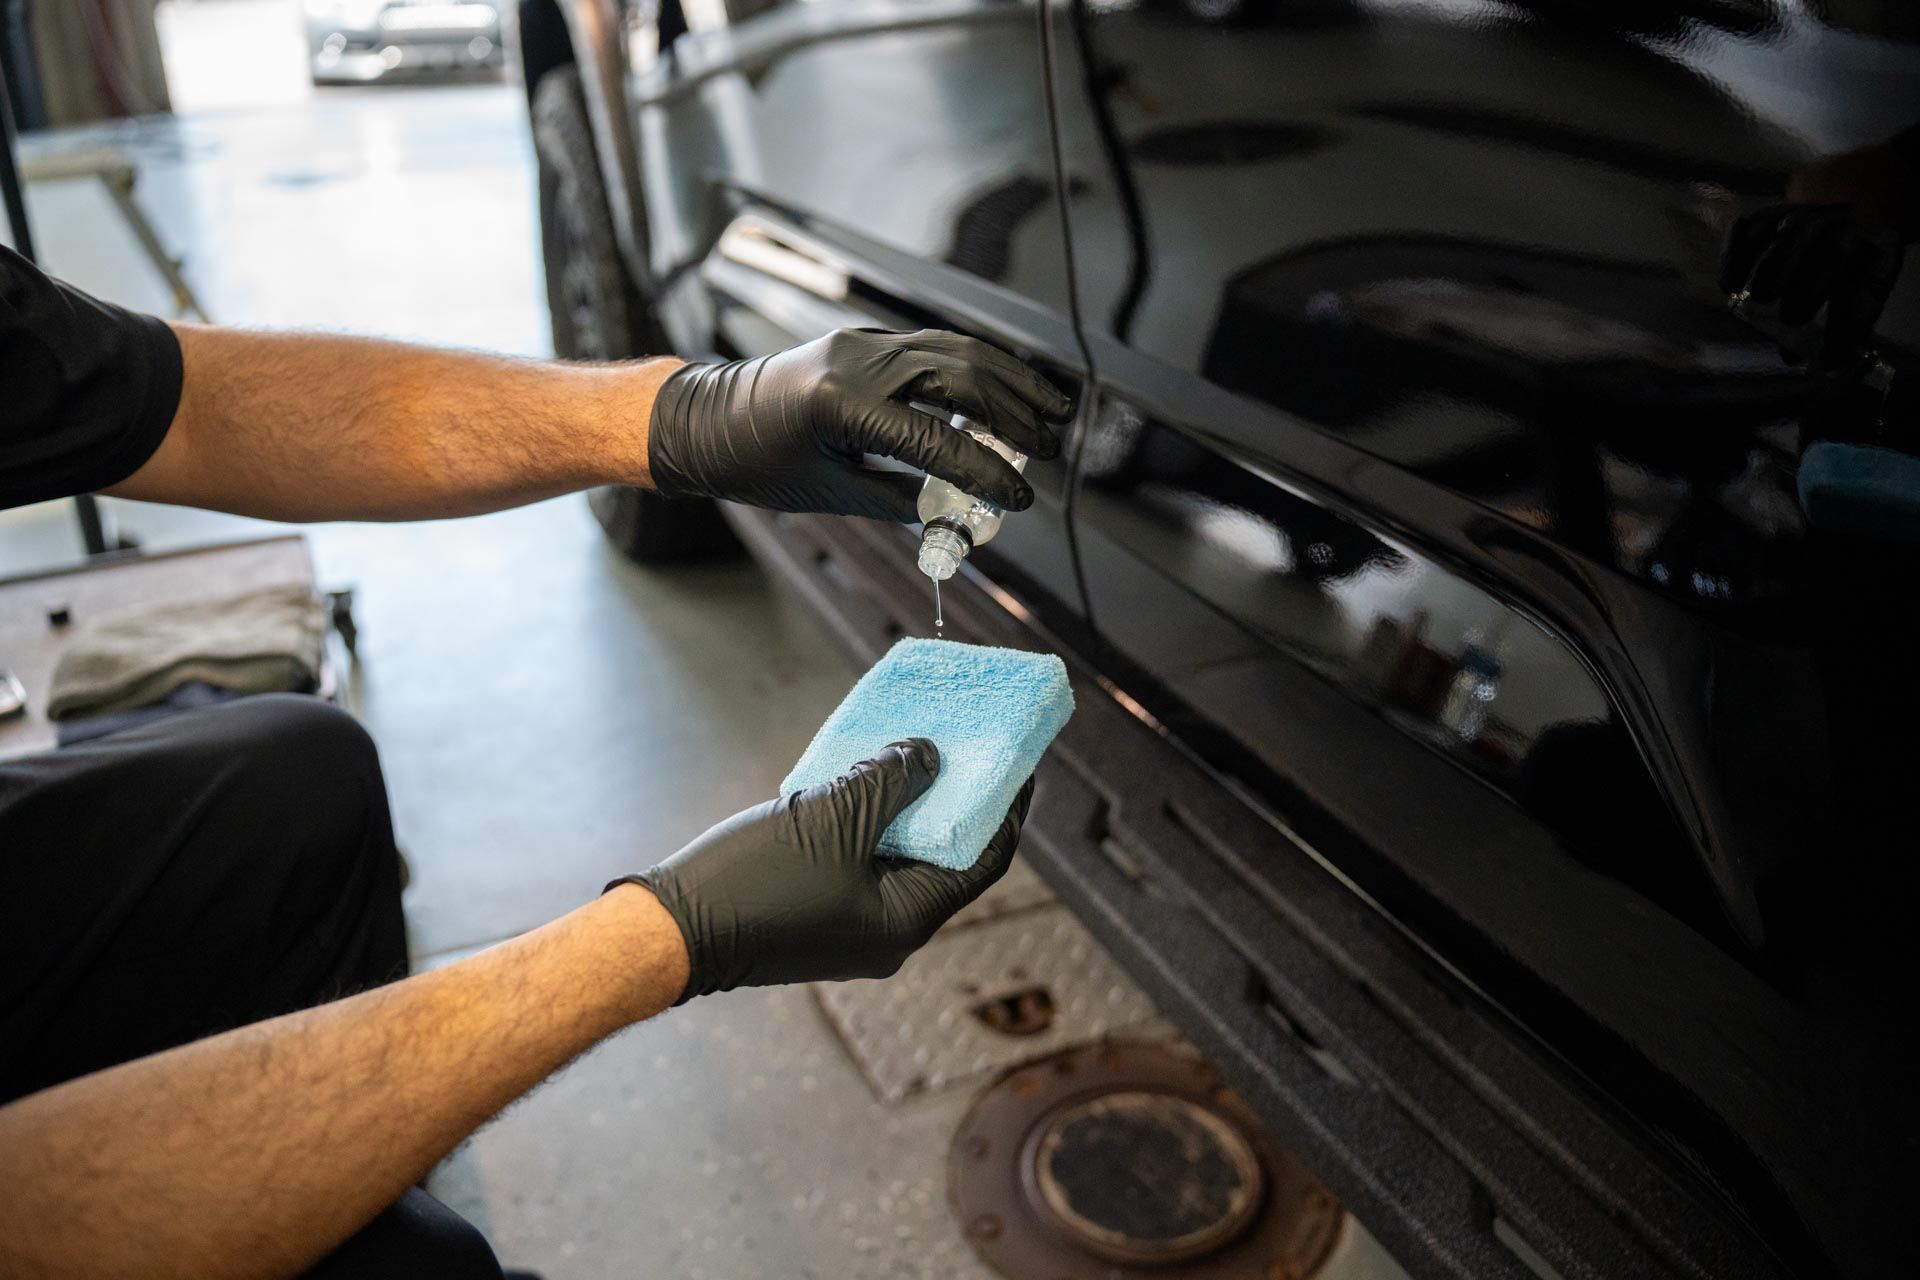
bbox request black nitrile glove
[646,328,1072,522]
[612,739,1034,1001]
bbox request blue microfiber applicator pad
[781,638,1074,870]
[1799,441,1920,546]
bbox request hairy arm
[109,324,680,521]
[0,885,689,1280]
[105,324,1070,525]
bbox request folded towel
[48,585,325,721]
[782,638,1074,870]
[1799,441,1920,545]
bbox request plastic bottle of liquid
[916,417,1027,634]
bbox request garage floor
[0,75,1405,1280]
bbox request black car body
[516,2,1918,1275]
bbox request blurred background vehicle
[303,0,503,85]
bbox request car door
[1043,0,1915,1272]
[623,0,1090,621]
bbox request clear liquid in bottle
[916,417,1028,588]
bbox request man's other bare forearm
[0,885,689,1280]
[110,325,682,520]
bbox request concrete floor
[0,42,1409,1280]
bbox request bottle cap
[918,524,969,582]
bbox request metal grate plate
[944,854,1056,928]
[816,904,1172,1104]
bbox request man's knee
[205,696,395,871]
[217,694,385,805]
[190,696,408,999]
[0,696,407,1097]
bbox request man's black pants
[0,695,504,1278]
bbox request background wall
[26,0,172,125]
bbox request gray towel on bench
[48,585,325,721]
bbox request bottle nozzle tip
[917,525,967,581]
[918,548,959,581]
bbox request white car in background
[303,0,504,84]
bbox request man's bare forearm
[109,325,681,521]
[0,884,689,1280]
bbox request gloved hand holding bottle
[915,420,1027,583]
[645,327,1071,523]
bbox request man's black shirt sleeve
[1,244,183,512]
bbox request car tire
[531,64,737,564]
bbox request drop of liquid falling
[933,578,944,638]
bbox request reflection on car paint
[1075,397,1718,925]
[1055,0,1917,953]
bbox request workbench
[0,535,318,761]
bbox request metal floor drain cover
[949,1040,1344,1280]
[815,905,1168,1103]
[947,856,1056,928]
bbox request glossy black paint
[585,0,1919,1272]
[1045,4,1916,1271]
[1069,397,1723,933]
[1050,0,1920,946]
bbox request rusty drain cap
[1025,1088,1265,1264]
[950,1040,1344,1279]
